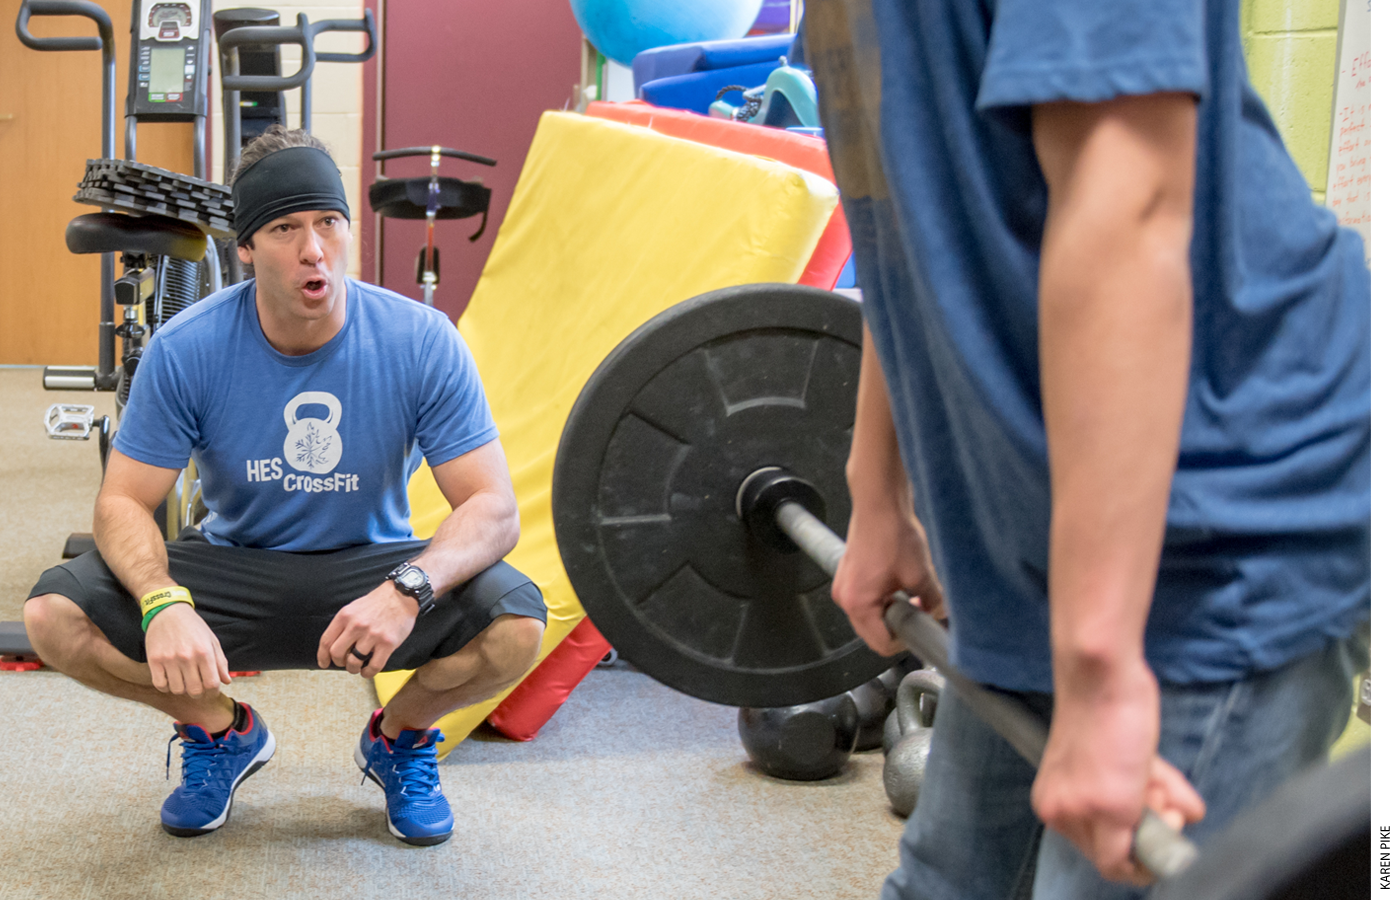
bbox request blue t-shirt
[844,0,1370,690]
[114,279,499,551]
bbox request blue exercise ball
[570,0,764,66]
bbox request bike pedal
[45,404,96,440]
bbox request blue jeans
[881,627,1369,900]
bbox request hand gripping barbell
[735,465,1199,879]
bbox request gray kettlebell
[882,668,945,817]
[881,668,938,755]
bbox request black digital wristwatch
[387,562,436,616]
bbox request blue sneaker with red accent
[161,702,275,837]
[355,709,454,846]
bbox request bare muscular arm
[95,450,229,695]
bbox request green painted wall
[1239,0,1339,200]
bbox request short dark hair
[231,126,336,249]
[231,125,334,186]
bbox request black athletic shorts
[27,529,547,672]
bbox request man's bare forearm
[834,322,945,650]
[94,491,178,600]
[1037,100,1195,691]
[408,489,520,593]
[1042,242,1190,690]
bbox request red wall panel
[372,0,582,323]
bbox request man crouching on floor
[24,125,545,846]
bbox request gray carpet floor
[0,367,906,900]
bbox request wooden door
[0,0,195,366]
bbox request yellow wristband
[138,586,194,619]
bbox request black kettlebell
[848,678,892,752]
[737,693,860,781]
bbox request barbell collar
[768,495,1199,880]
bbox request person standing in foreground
[805,0,1369,896]
[24,126,547,846]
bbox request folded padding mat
[375,111,839,754]
[586,101,852,290]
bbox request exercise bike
[215,8,376,179]
[19,0,228,546]
[20,0,377,493]
[370,145,495,307]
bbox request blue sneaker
[355,709,454,846]
[161,702,275,837]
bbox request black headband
[232,146,351,244]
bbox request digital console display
[149,46,185,95]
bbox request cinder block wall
[1240,0,1339,202]
[209,0,367,278]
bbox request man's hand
[832,500,945,656]
[145,602,231,696]
[317,582,418,678]
[1030,660,1204,883]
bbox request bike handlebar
[373,146,498,167]
[309,10,376,64]
[218,8,375,92]
[15,0,113,54]
[218,12,314,91]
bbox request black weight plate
[554,283,891,708]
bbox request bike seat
[66,212,207,262]
[369,176,491,221]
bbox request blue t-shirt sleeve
[977,0,1208,111]
[111,330,201,470]
[414,317,499,466]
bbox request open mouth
[300,277,328,299]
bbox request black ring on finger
[349,646,372,663]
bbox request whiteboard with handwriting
[1325,0,1370,263]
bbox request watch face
[399,568,427,590]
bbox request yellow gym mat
[375,111,839,753]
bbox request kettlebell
[848,677,893,752]
[849,657,919,752]
[881,666,941,755]
[737,693,859,781]
[283,391,343,473]
[882,668,945,817]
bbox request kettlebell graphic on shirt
[283,391,343,474]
